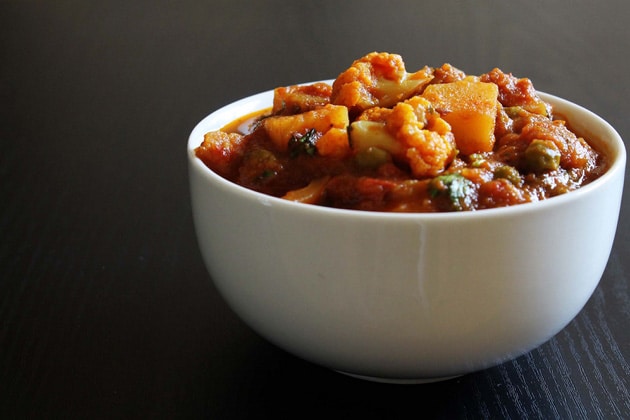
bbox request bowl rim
[188,81,626,221]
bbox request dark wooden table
[2,1,629,418]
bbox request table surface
[2,1,629,418]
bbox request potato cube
[422,79,499,155]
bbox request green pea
[503,106,526,119]
[525,139,561,172]
[493,165,523,186]
[469,153,487,168]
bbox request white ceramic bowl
[188,82,626,383]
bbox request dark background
[2,1,628,418]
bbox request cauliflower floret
[331,52,433,115]
[272,82,332,115]
[262,104,350,158]
[350,96,457,177]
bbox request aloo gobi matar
[196,52,607,212]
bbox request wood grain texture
[1,1,628,418]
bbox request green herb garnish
[288,129,318,158]
[428,173,475,211]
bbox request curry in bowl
[188,53,624,382]
[195,52,607,212]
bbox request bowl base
[337,370,462,385]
